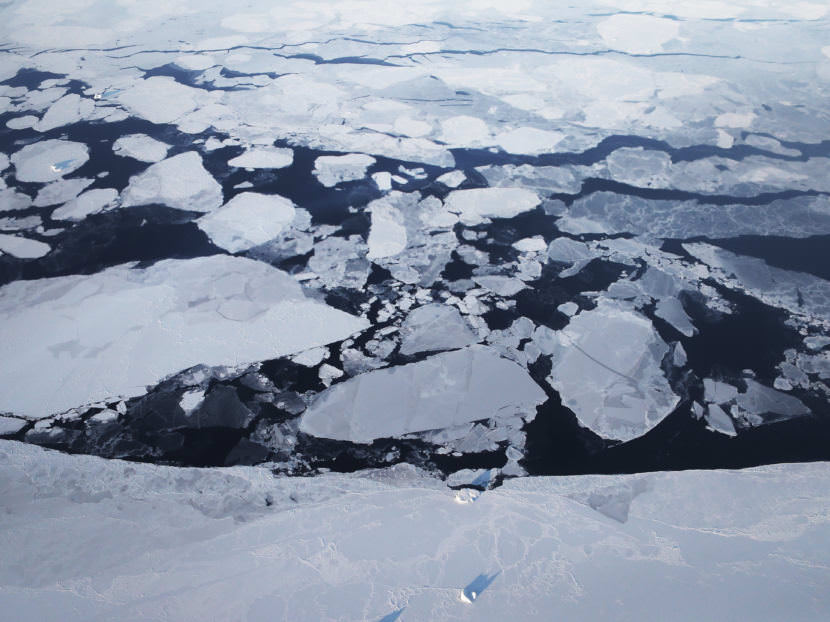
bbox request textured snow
[51,188,118,221]
[444,188,540,226]
[399,303,477,356]
[112,134,170,163]
[312,153,375,187]
[0,255,368,418]
[548,301,679,442]
[0,234,50,259]
[2,441,830,621]
[301,345,545,443]
[121,152,223,213]
[197,192,296,253]
[10,139,89,183]
[228,147,293,169]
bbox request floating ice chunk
[312,153,375,187]
[11,139,89,183]
[735,379,810,423]
[6,115,38,130]
[300,345,546,443]
[495,127,564,155]
[197,192,296,253]
[513,236,547,253]
[179,389,206,414]
[558,302,579,317]
[805,336,830,351]
[704,378,740,404]
[606,148,672,188]
[597,14,680,54]
[436,170,466,188]
[548,301,679,442]
[673,342,688,367]
[399,303,477,356]
[33,178,94,207]
[655,298,696,337]
[228,147,293,169]
[547,237,594,264]
[440,115,490,146]
[444,188,540,226]
[446,468,498,488]
[292,346,329,367]
[112,134,170,163]
[121,152,223,213]
[0,233,50,259]
[0,415,26,435]
[116,77,205,125]
[472,275,527,297]
[319,363,344,387]
[35,94,94,132]
[367,198,407,259]
[0,256,368,418]
[371,171,393,190]
[705,404,737,437]
[0,187,31,213]
[51,188,119,221]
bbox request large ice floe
[0,256,367,418]
[1,441,830,621]
[301,345,545,443]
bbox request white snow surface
[301,345,546,443]
[120,151,223,213]
[444,188,540,226]
[197,192,296,253]
[0,255,368,418]
[2,441,830,621]
[112,134,170,163]
[548,300,679,442]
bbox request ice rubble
[2,441,830,621]
[0,255,368,418]
[0,233,50,258]
[300,345,546,443]
[10,139,89,183]
[121,152,223,213]
[312,153,376,187]
[51,188,118,221]
[196,192,296,253]
[547,300,679,442]
[398,303,477,356]
[227,147,293,169]
[443,188,541,226]
[112,133,170,163]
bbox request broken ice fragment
[121,152,223,213]
[0,233,50,258]
[112,134,170,163]
[227,147,293,169]
[444,188,540,226]
[312,153,375,187]
[705,404,737,437]
[197,192,296,253]
[399,303,477,356]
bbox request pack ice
[0,256,368,418]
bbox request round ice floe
[121,152,223,212]
[11,139,89,183]
[197,192,296,253]
[112,134,170,163]
[0,233,50,258]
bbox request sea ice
[227,147,293,169]
[35,94,94,132]
[197,192,296,253]
[300,345,546,443]
[112,134,170,163]
[0,255,368,418]
[10,139,89,183]
[121,152,223,213]
[367,197,407,259]
[443,188,540,226]
[0,233,50,259]
[51,188,119,221]
[547,301,679,442]
[312,153,376,187]
[399,303,477,356]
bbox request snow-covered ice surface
[1,441,830,621]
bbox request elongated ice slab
[0,256,368,418]
[301,345,546,443]
[0,233,50,258]
[444,188,540,226]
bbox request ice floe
[312,153,375,187]
[300,345,545,443]
[547,301,679,442]
[443,188,540,226]
[197,192,296,253]
[112,134,170,163]
[121,152,223,213]
[227,147,293,169]
[0,255,368,418]
[399,303,477,356]
[10,139,89,183]
[51,188,119,221]
[0,233,50,259]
